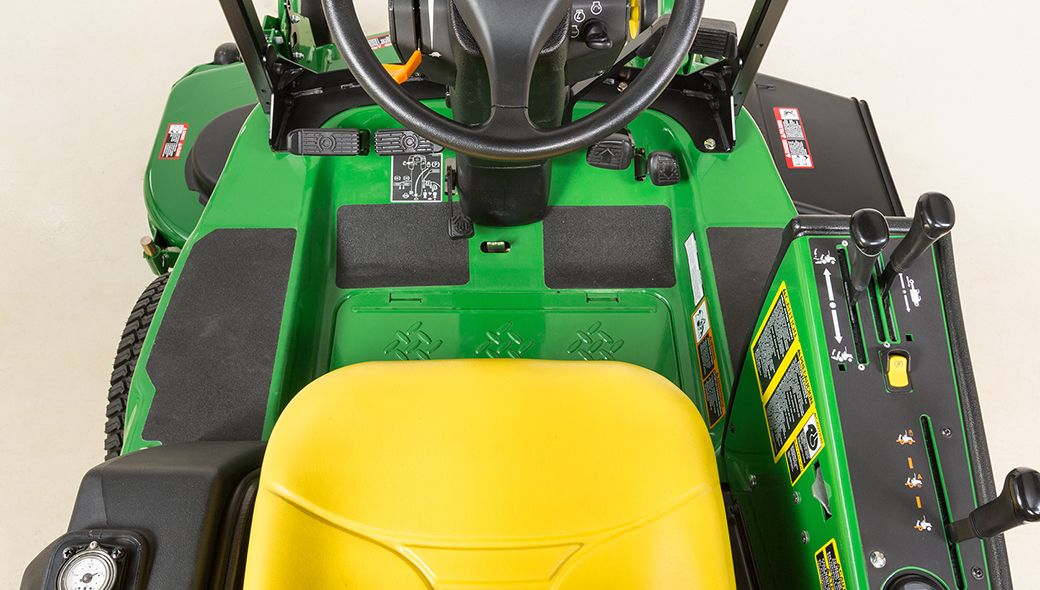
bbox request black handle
[846,208,889,301]
[947,467,1040,542]
[880,192,955,294]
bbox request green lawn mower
[20,0,1040,589]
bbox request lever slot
[921,416,966,589]
[836,247,867,364]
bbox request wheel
[104,274,168,460]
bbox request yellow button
[888,353,909,388]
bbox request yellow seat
[243,360,735,590]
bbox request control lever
[879,192,955,295]
[946,467,1040,543]
[847,208,889,301]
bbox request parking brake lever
[947,467,1040,543]
[879,192,955,295]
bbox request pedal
[444,159,474,240]
[286,129,368,156]
[691,18,738,60]
[374,129,443,155]
[586,130,634,170]
[648,151,681,186]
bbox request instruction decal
[692,299,724,428]
[815,540,846,590]
[788,411,825,484]
[391,154,443,202]
[159,123,189,159]
[367,33,393,50]
[684,232,705,303]
[763,347,815,460]
[774,107,814,169]
[751,283,797,395]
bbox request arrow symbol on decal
[824,269,835,302]
[831,309,843,343]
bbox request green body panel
[724,238,869,590]
[144,63,257,247]
[125,98,795,456]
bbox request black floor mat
[144,228,296,443]
[706,226,785,374]
[337,204,469,288]
[543,205,676,289]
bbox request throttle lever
[847,208,889,301]
[879,192,955,295]
[947,467,1040,543]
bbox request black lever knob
[879,192,955,294]
[947,467,1040,543]
[583,20,613,50]
[847,208,889,301]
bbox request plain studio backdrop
[1,1,1037,588]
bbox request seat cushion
[243,360,735,590]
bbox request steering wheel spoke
[322,0,705,161]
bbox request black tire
[104,274,168,460]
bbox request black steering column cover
[322,0,704,161]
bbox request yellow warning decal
[750,283,799,396]
[761,343,816,462]
[786,410,825,485]
[815,539,846,590]
[692,299,724,427]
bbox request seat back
[243,360,736,590]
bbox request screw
[793,492,801,505]
[972,567,985,580]
[617,81,628,92]
[869,550,887,569]
[111,547,124,559]
[62,548,75,559]
[801,531,809,544]
[88,541,99,550]
[941,427,953,438]
[289,14,300,23]
[748,474,757,489]
[704,138,717,150]
[729,424,735,433]
[293,51,305,60]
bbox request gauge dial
[57,547,117,590]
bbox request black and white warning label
[815,540,847,590]
[703,371,723,426]
[391,154,443,202]
[774,107,814,169]
[764,349,814,459]
[159,123,188,159]
[752,284,797,394]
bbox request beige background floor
[2,1,1038,588]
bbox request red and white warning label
[159,123,189,159]
[773,107,813,169]
[367,33,393,50]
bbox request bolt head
[793,492,801,505]
[972,567,985,580]
[293,52,305,60]
[941,427,953,438]
[801,531,809,544]
[110,547,125,559]
[748,474,757,489]
[617,81,628,92]
[62,547,75,559]
[290,14,300,22]
[869,550,887,568]
[704,138,717,150]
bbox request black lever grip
[847,208,889,301]
[880,192,955,294]
[947,467,1040,543]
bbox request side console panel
[724,217,1009,590]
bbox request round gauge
[57,546,117,590]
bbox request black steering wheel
[322,0,705,161]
